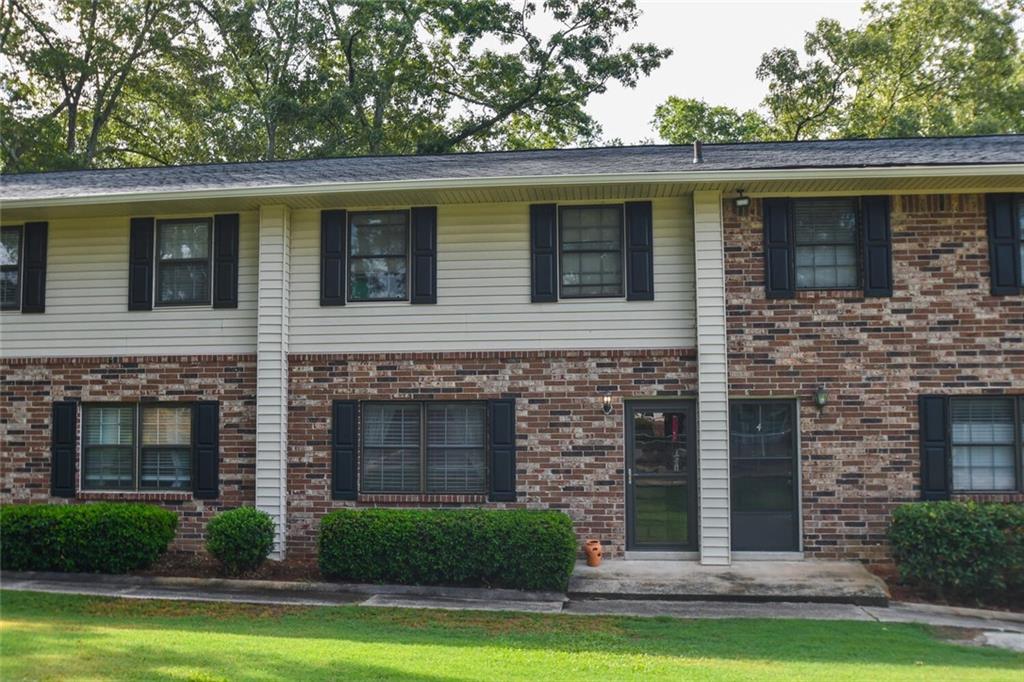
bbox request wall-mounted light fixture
[814,386,829,410]
[735,189,750,212]
[602,394,613,415]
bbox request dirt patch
[866,565,1023,612]
[135,552,321,582]
[80,596,314,621]
[360,607,626,636]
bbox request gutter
[3,163,1023,209]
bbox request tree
[1,0,193,171]
[308,0,669,156]
[2,0,671,170]
[653,0,1024,143]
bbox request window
[156,219,212,306]
[951,397,1021,492]
[559,205,624,298]
[348,211,408,301]
[794,198,859,289]
[1,225,22,310]
[361,402,486,493]
[1018,195,1024,283]
[82,404,193,491]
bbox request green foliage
[651,97,769,144]
[889,501,1024,599]
[655,0,1024,143]
[205,507,276,576]
[3,0,671,171]
[318,508,577,591]
[0,503,178,573]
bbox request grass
[1,590,1021,681]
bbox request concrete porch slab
[569,560,890,606]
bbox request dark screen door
[626,401,697,550]
[729,400,800,551]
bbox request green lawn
[1,590,1021,681]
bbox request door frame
[728,397,803,553]
[624,399,699,551]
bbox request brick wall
[0,355,257,553]
[725,194,1024,563]
[286,349,697,560]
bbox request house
[1,136,1021,567]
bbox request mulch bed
[136,552,322,582]
[869,565,1023,612]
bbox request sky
[586,0,865,143]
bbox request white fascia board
[3,163,1022,209]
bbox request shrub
[889,501,1024,598]
[206,507,276,575]
[0,503,177,574]
[318,508,577,591]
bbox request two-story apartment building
[1,136,1021,567]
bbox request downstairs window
[82,404,193,491]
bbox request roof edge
[4,163,1023,209]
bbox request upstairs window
[348,211,408,301]
[559,205,624,298]
[156,219,212,306]
[951,397,1020,492]
[1,225,22,310]
[361,401,486,494]
[82,403,193,491]
[794,198,859,289]
[1018,195,1024,282]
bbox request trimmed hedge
[318,508,577,591]
[889,501,1024,598]
[0,503,178,574]
[206,506,276,575]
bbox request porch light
[734,189,750,209]
[814,386,829,410]
[602,394,613,415]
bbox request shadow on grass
[1,590,1021,680]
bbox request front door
[729,400,800,551]
[625,401,698,550]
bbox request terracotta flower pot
[584,539,603,567]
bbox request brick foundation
[286,348,698,560]
[725,194,1024,563]
[0,355,257,553]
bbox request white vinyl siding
[693,190,731,565]
[288,198,696,352]
[0,213,258,357]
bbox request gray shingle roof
[3,135,1022,203]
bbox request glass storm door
[625,402,698,550]
[729,400,800,552]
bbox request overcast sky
[587,0,864,143]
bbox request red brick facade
[725,194,1024,562]
[286,349,697,559]
[0,355,257,553]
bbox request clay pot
[584,539,603,567]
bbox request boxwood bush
[889,501,1024,598]
[318,508,577,591]
[206,506,276,575]
[0,503,178,573]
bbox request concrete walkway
[570,559,890,606]
[3,570,1022,636]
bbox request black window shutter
[21,221,48,313]
[213,213,240,308]
[321,209,347,305]
[51,401,77,498]
[919,395,950,501]
[861,196,893,297]
[986,194,1021,295]
[332,401,358,500]
[530,204,558,302]
[192,401,220,499]
[410,206,438,304]
[128,217,154,311]
[763,198,795,298]
[625,201,655,301]
[488,399,517,502]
